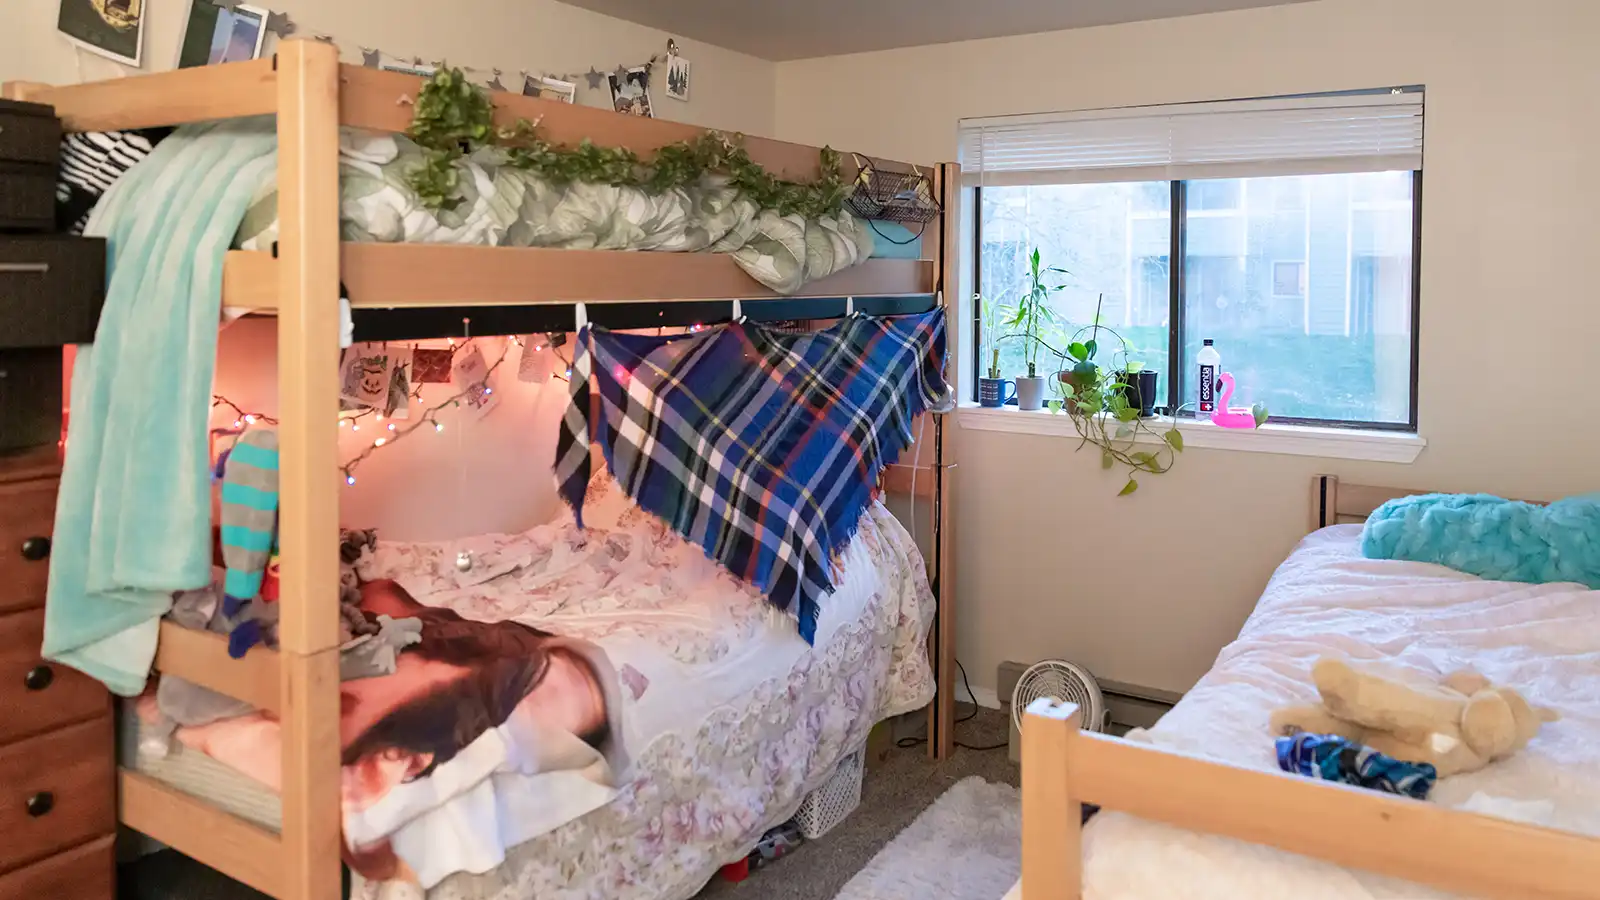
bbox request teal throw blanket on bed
[44,121,278,696]
[1362,492,1600,589]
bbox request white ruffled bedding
[128,498,934,900]
[1083,525,1600,899]
[357,500,934,899]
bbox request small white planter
[1015,376,1046,411]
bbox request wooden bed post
[1021,700,1082,900]
[1312,474,1340,531]
[929,161,961,761]
[274,39,344,900]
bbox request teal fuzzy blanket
[1362,492,1600,588]
[43,121,278,696]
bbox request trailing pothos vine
[1047,309,1187,497]
[407,67,850,216]
[1035,291,1268,497]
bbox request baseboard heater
[996,660,1182,763]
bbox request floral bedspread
[351,497,934,900]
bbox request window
[964,89,1423,430]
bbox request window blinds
[959,90,1423,186]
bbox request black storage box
[0,235,106,454]
[0,347,63,453]
[0,235,107,347]
[0,98,62,233]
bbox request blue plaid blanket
[554,310,950,642]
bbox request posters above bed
[554,310,951,643]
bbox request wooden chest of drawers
[0,449,114,900]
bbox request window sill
[955,405,1426,464]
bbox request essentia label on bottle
[1198,364,1217,415]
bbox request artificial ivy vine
[407,67,849,217]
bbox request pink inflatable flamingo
[1210,372,1259,428]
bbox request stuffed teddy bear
[1271,657,1559,778]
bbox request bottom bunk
[1019,519,1600,900]
[123,496,936,900]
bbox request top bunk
[3,51,947,313]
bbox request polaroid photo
[381,60,437,78]
[451,343,500,416]
[340,345,394,409]
[523,75,577,104]
[517,334,553,384]
[177,0,268,69]
[383,346,413,420]
[608,67,654,118]
[412,348,454,384]
[665,55,690,102]
[58,0,146,67]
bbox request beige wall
[1,0,774,137]
[776,0,1600,696]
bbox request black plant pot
[1117,370,1160,417]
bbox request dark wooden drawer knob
[20,536,50,562]
[23,665,53,691]
[26,791,54,817]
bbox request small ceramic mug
[978,377,1016,408]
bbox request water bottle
[1196,339,1221,418]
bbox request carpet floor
[696,707,1017,900]
[831,777,1019,900]
[119,707,1017,900]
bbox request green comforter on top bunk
[233,127,874,295]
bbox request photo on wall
[665,55,690,102]
[381,60,437,78]
[177,0,268,69]
[608,67,654,118]
[523,75,577,104]
[57,0,146,67]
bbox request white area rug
[832,777,1020,900]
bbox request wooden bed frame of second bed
[3,40,962,900]
[1011,475,1598,900]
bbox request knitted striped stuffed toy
[218,428,279,657]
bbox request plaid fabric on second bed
[554,310,950,642]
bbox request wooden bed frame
[3,41,962,900]
[1013,475,1597,900]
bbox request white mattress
[126,501,936,899]
[1082,525,1600,900]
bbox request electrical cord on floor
[895,660,1009,752]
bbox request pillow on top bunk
[1362,491,1600,588]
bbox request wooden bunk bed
[1011,477,1600,900]
[3,40,961,900]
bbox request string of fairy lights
[211,335,578,486]
[208,319,733,488]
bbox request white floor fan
[1008,659,1108,763]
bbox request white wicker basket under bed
[795,745,866,839]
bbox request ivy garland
[407,67,849,217]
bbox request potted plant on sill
[976,292,1014,408]
[1046,296,1267,496]
[1003,247,1064,411]
[1116,362,1160,418]
[1049,312,1176,496]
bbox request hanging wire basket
[844,158,942,225]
